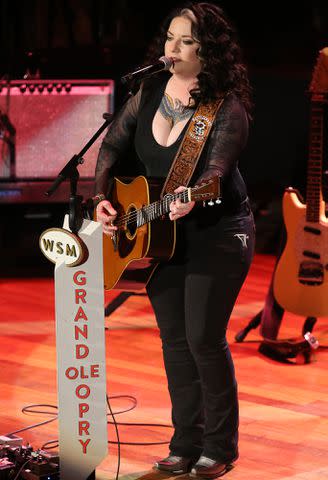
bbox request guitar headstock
[190,176,221,204]
[309,47,328,94]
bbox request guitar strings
[113,192,183,228]
[113,190,190,228]
[113,182,216,228]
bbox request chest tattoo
[159,92,194,127]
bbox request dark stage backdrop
[0,2,326,76]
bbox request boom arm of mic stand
[44,114,113,234]
[45,115,113,197]
[45,154,82,197]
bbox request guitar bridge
[298,261,324,285]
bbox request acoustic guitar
[100,175,220,290]
[273,47,328,317]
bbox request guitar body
[273,48,328,317]
[273,189,328,317]
[102,176,176,291]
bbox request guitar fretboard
[306,101,324,223]
[136,192,186,227]
[111,177,219,230]
[116,190,189,229]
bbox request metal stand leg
[302,316,317,336]
[235,309,262,342]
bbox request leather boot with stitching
[154,454,194,474]
[190,455,230,478]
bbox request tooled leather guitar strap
[160,96,225,197]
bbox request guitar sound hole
[126,207,138,238]
[298,261,324,286]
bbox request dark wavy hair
[144,1,253,117]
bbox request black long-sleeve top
[95,72,249,212]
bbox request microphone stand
[45,113,113,234]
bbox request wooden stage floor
[0,253,327,479]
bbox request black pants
[146,202,255,463]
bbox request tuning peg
[215,198,222,204]
[207,200,215,206]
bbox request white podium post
[40,216,108,480]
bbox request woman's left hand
[169,186,195,221]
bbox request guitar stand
[104,291,147,317]
[302,316,317,335]
[235,312,318,363]
[235,313,317,343]
[234,310,262,342]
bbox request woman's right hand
[96,199,118,237]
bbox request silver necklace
[159,92,194,127]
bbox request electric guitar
[100,175,220,290]
[273,47,328,317]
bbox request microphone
[121,56,174,84]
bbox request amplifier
[0,79,114,179]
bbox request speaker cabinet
[0,79,114,179]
